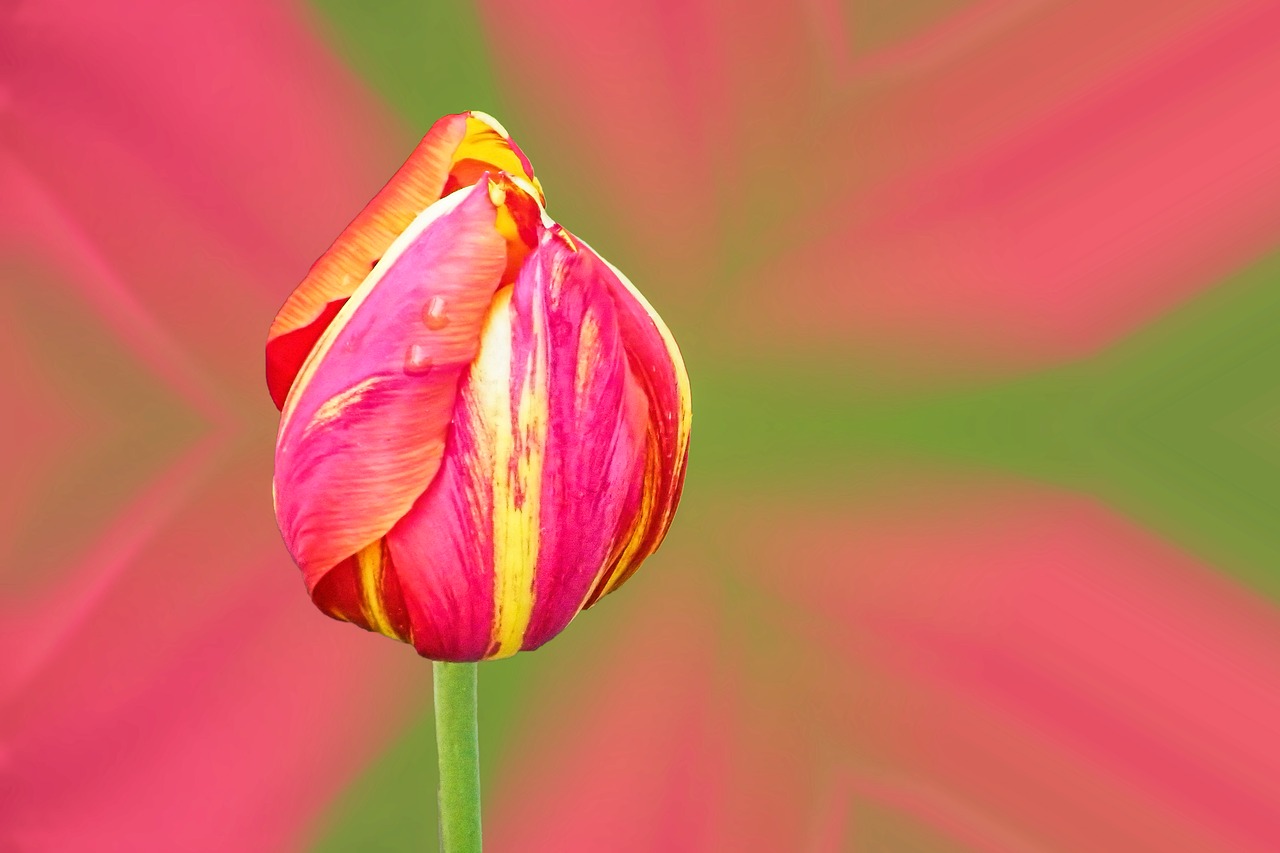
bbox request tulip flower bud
[267,112,691,661]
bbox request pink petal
[520,242,650,651]
[387,233,648,660]
[273,181,506,590]
[264,113,467,409]
[265,111,547,410]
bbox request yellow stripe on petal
[469,287,548,659]
[575,311,601,400]
[448,113,546,206]
[304,376,381,437]
[355,540,398,639]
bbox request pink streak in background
[746,0,1280,368]
[478,0,735,298]
[479,481,1280,850]
[483,0,1280,373]
[1,0,429,849]
[744,481,1280,851]
[3,0,406,394]
[488,571,731,853]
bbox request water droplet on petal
[404,344,434,376]
[422,296,449,330]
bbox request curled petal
[266,113,467,409]
[578,240,693,607]
[273,181,506,589]
[386,233,647,661]
[266,111,545,409]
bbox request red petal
[579,240,693,606]
[309,539,413,643]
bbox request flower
[267,112,691,661]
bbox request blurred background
[3,1,1280,850]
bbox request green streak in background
[697,249,1280,597]
[305,0,503,134]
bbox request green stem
[433,661,482,852]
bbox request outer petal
[265,111,545,409]
[386,232,648,661]
[266,113,466,410]
[578,239,693,607]
[273,181,505,592]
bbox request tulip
[267,111,691,663]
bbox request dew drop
[422,295,450,330]
[404,343,435,376]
